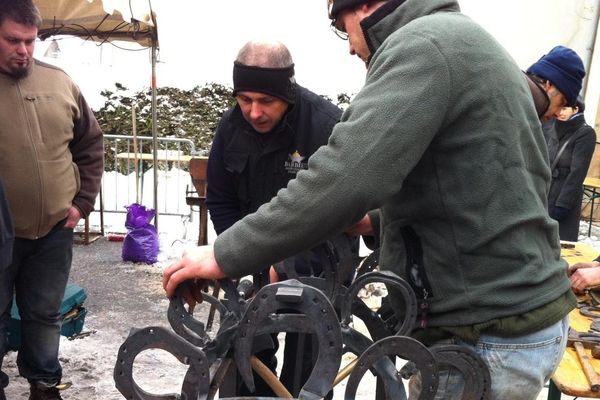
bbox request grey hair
[0,0,42,28]
[235,41,294,68]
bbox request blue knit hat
[526,46,585,107]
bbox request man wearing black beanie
[205,40,357,398]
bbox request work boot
[28,384,64,400]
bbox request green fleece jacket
[0,60,104,239]
[215,0,571,328]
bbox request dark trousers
[0,221,73,387]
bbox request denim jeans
[409,315,569,400]
[0,220,73,387]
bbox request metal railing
[101,134,197,220]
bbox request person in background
[545,97,596,241]
[525,45,585,122]
[206,40,356,397]
[0,1,104,399]
[164,0,575,398]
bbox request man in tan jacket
[0,1,103,399]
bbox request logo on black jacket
[285,151,307,175]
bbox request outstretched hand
[162,245,226,300]
[568,261,600,294]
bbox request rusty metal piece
[568,328,600,349]
[114,326,210,400]
[581,306,600,319]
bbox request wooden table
[549,241,600,399]
[583,177,600,237]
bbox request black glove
[550,206,569,221]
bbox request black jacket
[207,85,343,233]
[546,114,596,241]
[0,179,13,268]
[206,85,357,281]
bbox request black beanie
[526,46,585,107]
[232,62,296,104]
[328,0,368,19]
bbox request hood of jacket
[360,0,460,65]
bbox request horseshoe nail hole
[131,349,191,395]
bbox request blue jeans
[410,315,569,400]
[0,221,73,387]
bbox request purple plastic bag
[122,203,158,264]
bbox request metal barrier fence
[101,134,197,221]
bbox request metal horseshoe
[234,279,342,399]
[114,326,210,400]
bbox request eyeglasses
[330,20,348,40]
[327,0,348,40]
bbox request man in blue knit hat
[526,45,586,122]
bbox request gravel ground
[2,220,599,399]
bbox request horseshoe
[344,335,438,400]
[340,270,417,337]
[167,279,245,347]
[234,279,342,398]
[340,326,407,399]
[429,344,491,400]
[114,326,210,400]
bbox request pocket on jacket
[223,151,249,174]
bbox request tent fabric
[34,0,157,48]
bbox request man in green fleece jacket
[164,0,574,398]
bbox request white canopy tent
[33,0,163,228]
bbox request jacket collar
[360,0,460,65]
[555,114,585,139]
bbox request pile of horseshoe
[113,248,491,400]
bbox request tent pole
[151,40,158,231]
